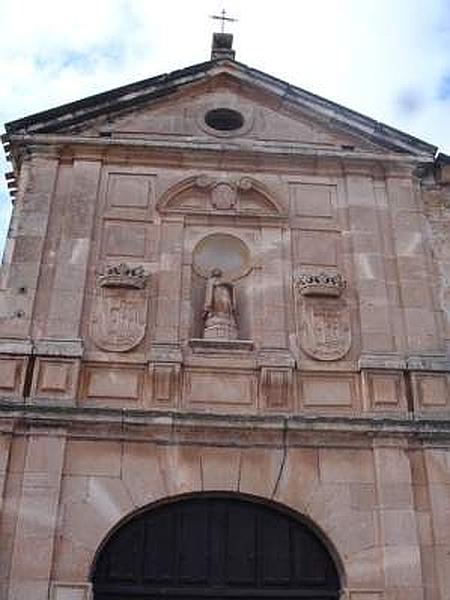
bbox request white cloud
[1,0,450,251]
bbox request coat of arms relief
[90,263,149,352]
[294,272,352,361]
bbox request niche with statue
[189,233,253,349]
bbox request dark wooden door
[92,494,340,600]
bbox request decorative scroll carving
[99,263,147,289]
[294,271,351,361]
[91,264,149,352]
[295,271,346,297]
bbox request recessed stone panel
[32,358,80,401]
[83,366,143,401]
[292,230,338,266]
[185,370,255,410]
[106,173,152,209]
[366,372,406,411]
[0,357,26,399]
[39,362,69,392]
[289,183,336,217]
[416,375,449,408]
[0,358,19,390]
[102,222,148,258]
[50,582,91,600]
[301,376,354,408]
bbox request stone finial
[211,33,235,60]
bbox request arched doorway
[92,494,341,600]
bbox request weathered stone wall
[423,184,450,354]
[0,73,449,600]
[0,417,449,600]
[0,153,448,415]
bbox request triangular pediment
[4,60,437,160]
[91,76,377,153]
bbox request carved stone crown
[295,272,346,297]
[99,263,147,289]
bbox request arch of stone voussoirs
[90,491,344,600]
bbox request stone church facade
[0,35,449,600]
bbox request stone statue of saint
[203,268,238,340]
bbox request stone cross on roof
[210,8,237,33]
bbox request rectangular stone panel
[364,371,407,411]
[184,370,255,410]
[0,358,19,390]
[292,230,338,266]
[289,183,336,217]
[0,356,26,398]
[32,358,80,401]
[82,366,143,402]
[106,172,152,209]
[102,221,149,258]
[50,583,92,600]
[415,374,449,408]
[148,363,180,407]
[301,375,355,408]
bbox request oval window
[205,108,244,131]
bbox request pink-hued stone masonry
[0,42,449,600]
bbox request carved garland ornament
[294,271,351,361]
[91,263,149,352]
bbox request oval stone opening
[205,108,244,131]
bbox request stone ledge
[1,401,449,439]
[0,338,84,358]
[359,352,450,372]
[33,338,83,358]
[257,348,295,369]
[0,338,33,355]
[8,133,431,166]
[189,338,254,353]
[359,353,406,370]
[407,354,450,372]
[149,343,183,363]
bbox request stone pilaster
[373,441,424,600]
[423,448,450,600]
[259,227,287,348]
[0,155,59,339]
[346,172,395,354]
[45,159,101,340]
[386,175,443,354]
[8,429,66,600]
[154,220,184,343]
[0,425,13,512]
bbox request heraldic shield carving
[91,264,148,352]
[295,272,351,361]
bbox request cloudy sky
[1,0,450,251]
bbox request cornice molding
[0,402,449,444]
[6,133,432,167]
